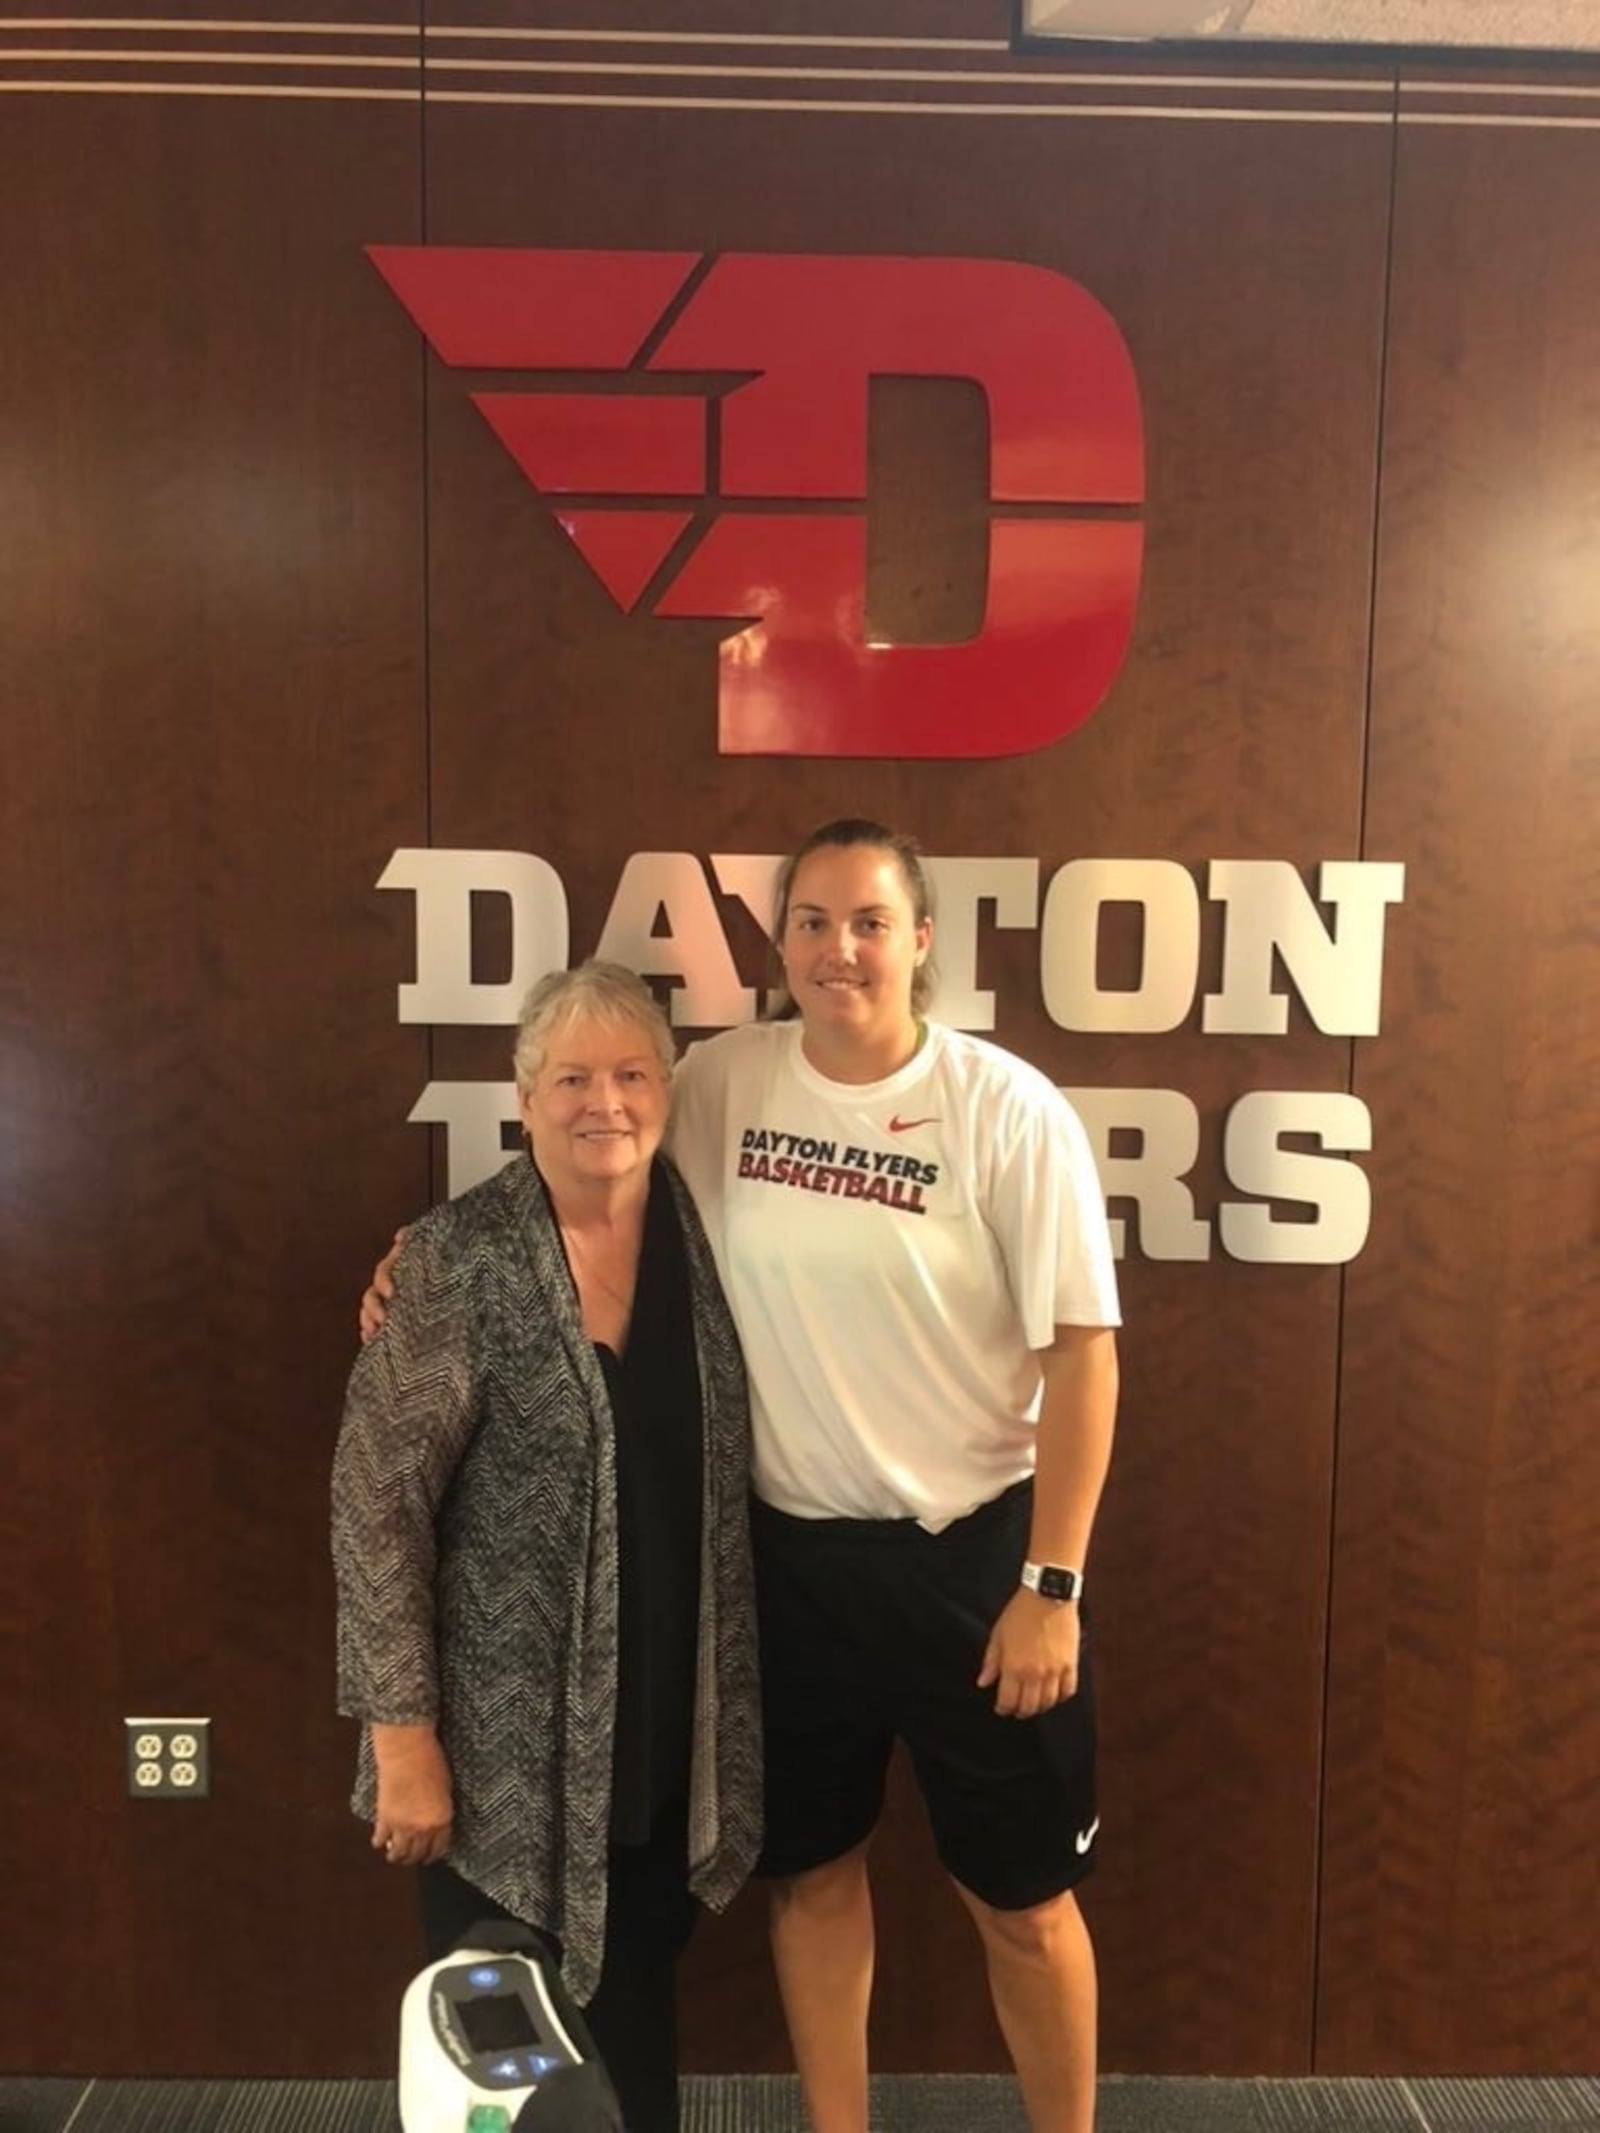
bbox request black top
[586,1165,705,1844]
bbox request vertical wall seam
[1310,60,1405,2076]
[419,0,435,1207]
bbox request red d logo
[370,247,1144,760]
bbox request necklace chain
[560,1221,638,1316]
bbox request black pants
[418,1807,698,2133]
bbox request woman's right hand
[370,1723,453,1867]
[358,1227,410,1344]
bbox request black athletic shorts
[751,1478,1099,1911]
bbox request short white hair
[512,961,675,1091]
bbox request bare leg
[955,1881,1097,2133]
[767,1842,875,2133]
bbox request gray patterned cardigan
[331,1153,762,2002]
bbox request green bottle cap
[465,2107,512,2133]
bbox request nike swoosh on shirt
[1075,1817,1100,1856]
[887,1114,940,1133]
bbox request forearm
[1027,1326,1118,1570]
[371,1719,441,1761]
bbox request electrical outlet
[125,1716,211,1798]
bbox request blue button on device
[467,1966,502,1989]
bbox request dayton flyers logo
[369,248,1144,759]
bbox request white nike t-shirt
[668,1020,1120,1530]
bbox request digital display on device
[457,1993,541,2055]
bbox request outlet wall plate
[125,1716,211,1798]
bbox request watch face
[1037,1566,1082,1601]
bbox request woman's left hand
[977,1590,1081,1719]
[370,1724,455,1867]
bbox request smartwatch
[1020,1561,1084,1603]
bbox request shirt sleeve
[665,1032,727,1219]
[330,1216,478,1725]
[985,1076,1122,1346]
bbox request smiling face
[780,841,932,1075]
[517,1011,671,1202]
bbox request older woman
[331,961,761,2133]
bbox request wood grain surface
[1317,114,1600,2075]
[2,0,1595,2084]
[0,86,429,2072]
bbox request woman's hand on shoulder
[358,1227,411,1345]
[370,1722,453,1866]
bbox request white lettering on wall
[925,858,1041,1032]
[1041,859,1200,1034]
[1203,860,1407,1036]
[378,849,569,1025]
[1063,1087,1213,1261]
[595,853,756,1028]
[407,1079,521,1201]
[1218,1091,1374,1264]
[709,855,783,944]
[375,848,1406,1266]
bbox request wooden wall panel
[0,90,428,2073]
[1318,114,1600,2073]
[419,33,1393,2072]
[3,0,1594,2088]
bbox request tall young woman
[666,819,1120,2133]
[360,823,1119,2133]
